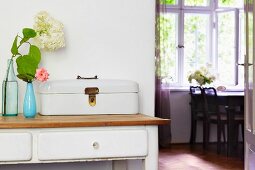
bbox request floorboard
[159,144,244,170]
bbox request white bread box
[39,79,139,115]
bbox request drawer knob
[92,142,99,149]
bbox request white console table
[0,114,169,170]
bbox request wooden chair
[203,87,227,154]
[189,86,206,147]
[225,98,244,156]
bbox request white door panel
[245,0,255,169]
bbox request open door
[245,0,255,169]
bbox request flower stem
[3,57,13,115]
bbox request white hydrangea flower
[33,11,65,51]
[188,66,216,86]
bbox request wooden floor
[159,144,244,170]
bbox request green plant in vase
[3,11,65,117]
[3,28,39,116]
[2,28,49,117]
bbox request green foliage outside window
[219,0,242,7]
[222,0,233,4]
[160,0,175,5]
[185,0,208,6]
[157,15,176,81]
[184,14,207,76]
[217,12,235,84]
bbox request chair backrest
[189,86,204,113]
[203,87,219,114]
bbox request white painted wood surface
[0,126,158,170]
[40,93,139,115]
[38,130,147,160]
[0,133,32,161]
[143,126,158,170]
[39,79,139,115]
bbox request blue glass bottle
[23,82,36,118]
[2,59,18,116]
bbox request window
[160,0,244,87]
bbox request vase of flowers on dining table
[188,66,216,87]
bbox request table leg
[143,126,158,170]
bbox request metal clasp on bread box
[85,87,99,107]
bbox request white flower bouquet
[188,66,216,86]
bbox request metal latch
[85,87,99,107]
[77,75,98,80]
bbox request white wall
[0,0,155,169]
[0,0,155,115]
[170,91,193,143]
[170,91,214,143]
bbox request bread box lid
[39,79,139,94]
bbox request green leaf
[22,28,37,38]
[11,35,18,55]
[17,74,34,83]
[16,55,38,82]
[20,37,29,45]
[29,45,41,65]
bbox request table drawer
[38,130,148,160]
[0,133,32,161]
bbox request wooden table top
[0,114,170,129]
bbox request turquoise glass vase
[23,82,36,118]
[2,59,18,116]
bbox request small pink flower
[35,68,49,82]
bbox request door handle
[177,45,184,48]
[237,54,253,66]
[237,63,253,66]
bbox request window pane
[185,0,209,6]
[160,13,178,83]
[161,0,177,5]
[217,11,235,85]
[184,13,210,84]
[218,0,243,8]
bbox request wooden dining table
[217,91,244,107]
[217,91,244,157]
